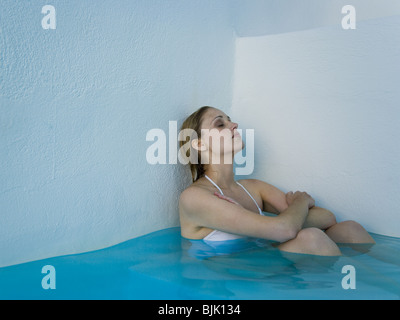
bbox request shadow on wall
[231,13,400,238]
[231,0,400,36]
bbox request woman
[179,106,375,256]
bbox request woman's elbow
[325,210,337,228]
[267,223,299,243]
[279,226,299,242]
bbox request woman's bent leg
[325,220,375,244]
[278,228,341,256]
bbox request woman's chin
[233,141,245,154]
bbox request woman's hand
[214,192,242,206]
[286,191,315,209]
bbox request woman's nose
[230,122,238,131]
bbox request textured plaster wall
[232,15,400,237]
[0,0,235,267]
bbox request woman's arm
[304,207,337,230]
[254,179,337,230]
[179,186,312,242]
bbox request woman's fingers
[286,191,315,209]
[285,191,294,205]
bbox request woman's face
[197,108,244,164]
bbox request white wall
[0,0,235,267]
[231,0,400,36]
[232,15,400,237]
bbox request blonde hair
[179,106,212,182]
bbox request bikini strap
[236,182,263,215]
[204,174,224,195]
[205,175,263,215]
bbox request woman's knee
[337,220,362,231]
[300,228,341,256]
[279,228,341,256]
[296,227,324,241]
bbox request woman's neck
[204,163,236,189]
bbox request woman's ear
[191,139,206,151]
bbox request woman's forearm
[303,206,337,230]
[277,198,309,235]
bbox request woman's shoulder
[236,178,276,189]
[179,178,214,206]
[235,178,280,199]
[236,178,260,185]
[235,178,264,191]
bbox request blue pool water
[1,227,400,300]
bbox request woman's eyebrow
[211,115,223,124]
[211,115,231,124]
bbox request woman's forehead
[203,108,227,121]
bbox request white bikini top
[203,174,263,242]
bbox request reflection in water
[179,237,341,297]
[128,229,400,299]
[2,228,400,299]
